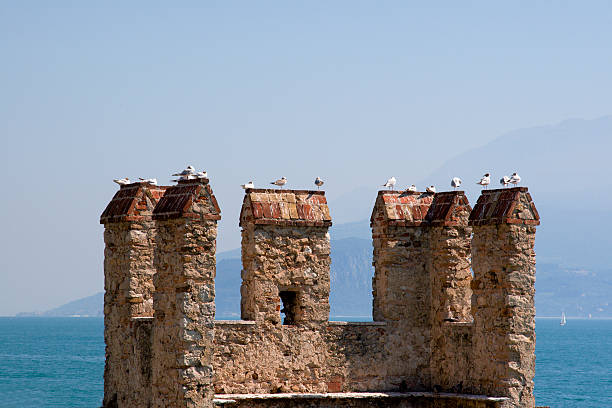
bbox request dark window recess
[279,291,298,325]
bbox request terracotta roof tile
[153,179,221,221]
[370,190,471,227]
[100,183,168,224]
[240,189,332,227]
[468,187,540,226]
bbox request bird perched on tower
[241,181,255,190]
[451,177,462,190]
[477,173,491,189]
[382,177,396,190]
[172,165,195,178]
[138,178,157,185]
[271,177,287,188]
[509,172,521,185]
[426,185,436,194]
[113,177,130,186]
[500,176,510,187]
[406,184,417,192]
[314,177,324,190]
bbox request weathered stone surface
[240,190,331,326]
[469,188,539,408]
[370,190,473,390]
[213,321,387,394]
[151,179,220,408]
[469,224,536,408]
[101,182,161,408]
[428,199,473,392]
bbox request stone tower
[370,190,473,390]
[426,191,473,393]
[100,182,167,408]
[239,189,332,326]
[151,178,221,408]
[469,187,540,407]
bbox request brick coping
[214,391,510,403]
[246,188,326,195]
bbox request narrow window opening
[279,291,298,325]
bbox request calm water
[0,317,610,407]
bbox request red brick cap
[152,178,221,221]
[100,183,169,224]
[468,187,540,226]
[370,190,471,227]
[239,188,332,228]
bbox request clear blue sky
[1,1,611,315]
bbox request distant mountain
[17,292,103,317]
[422,116,612,269]
[22,212,612,319]
[536,263,612,318]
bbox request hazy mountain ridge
[321,117,612,269]
[17,292,104,317]
[19,237,612,318]
[424,116,612,269]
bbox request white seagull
[477,173,491,189]
[451,177,462,190]
[382,176,397,190]
[314,177,324,190]
[407,184,417,192]
[113,177,130,186]
[195,171,208,179]
[271,177,287,188]
[426,185,436,194]
[500,176,511,188]
[172,165,196,178]
[509,172,521,186]
[138,178,158,185]
[241,181,255,190]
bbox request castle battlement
[101,181,539,408]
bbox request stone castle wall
[101,181,539,408]
[151,180,221,408]
[468,188,539,407]
[100,183,164,408]
[213,321,387,394]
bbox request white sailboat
[560,312,567,326]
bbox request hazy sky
[1,2,612,315]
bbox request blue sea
[0,317,610,407]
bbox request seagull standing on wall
[195,171,208,179]
[426,185,436,194]
[500,176,511,188]
[477,173,491,189]
[407,184,417,192]
[138,178,158,185]
[241,181,255,189]
[314,177,324,190]
[113,177,130,186]
[172,166,196,178]
[451,177,462,190]
[271,177,287,188]
[382,177,396,190]
[509,172,521,185]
